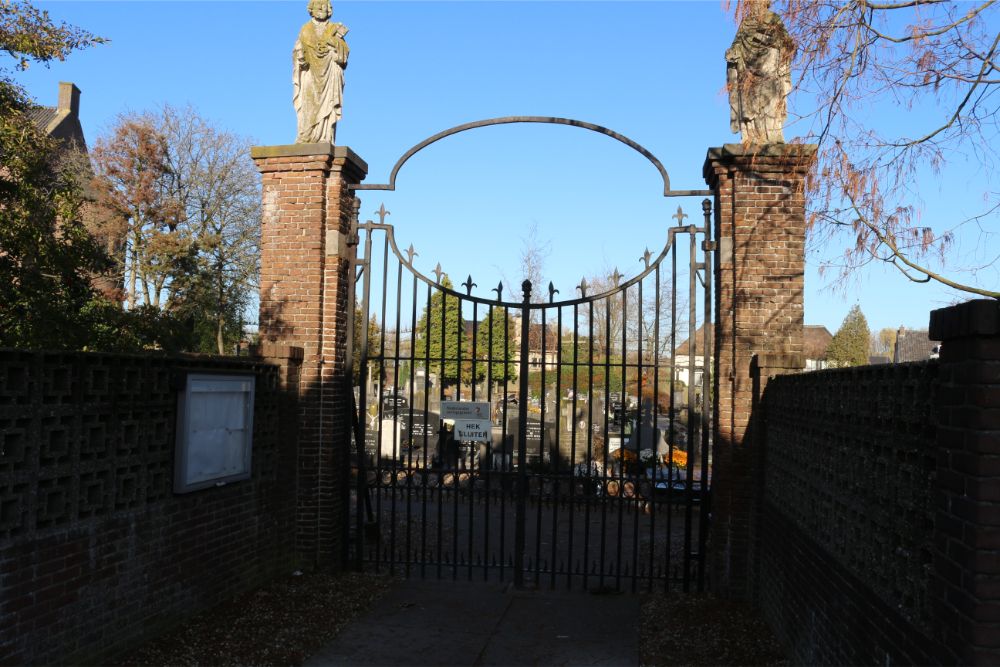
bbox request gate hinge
[702,240,717,252]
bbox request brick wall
[754,299,1000,665]
[759,362,949,664]
[0,349,298,665]
[251,144,366,568]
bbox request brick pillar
[929,299,1000,665]
[703,143,816,598]
[250,144,367,568]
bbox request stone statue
[293,0,349,144]
[726,6,794,144]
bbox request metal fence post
[514,280,532,587]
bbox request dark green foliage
[0,4,108,349]
[827,304,871,367]
[413,276,467,388]
[473,305,517,386]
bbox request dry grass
[640,593,789,666]
[117,571,395,667]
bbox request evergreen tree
[827,305,871,368]
[413,276,467,390]
[473,305,517,388]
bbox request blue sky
[19,0,995,335]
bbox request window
[174,373,256,493]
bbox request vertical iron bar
[421,281,432,579]
[453,293,463,580]
[633,280,642,593]
[600,296,612,590]
[667,234,677,592]
[567,304,579,589]
[514,281,531,588]
[484,305,493,581]
[469,302,478,581]
[584,301,595,590]
[650,262,661,592]
[698,199,714,592]
[551,307,563,589]
[353,226,374,570]
[437,283,446,580]
[683,226,697,592]
[535,308,547,583]
[616,289,626,590]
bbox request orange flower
[663,450,688,468]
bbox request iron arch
[350,116,705,197]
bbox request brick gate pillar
[929,299,1000,665]
[250,144,367,568]
[703,143,816,598]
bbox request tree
[413,275,468,390]
[0,1,109,349]
[90,114,186,310]
[158,106,260,354]
[90,106,261,354]
[473,305,517,389]
[737,0,1000,299]
[871,327,898,358]
[827,304,871,367]
[352,305,381,386]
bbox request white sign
[441,401,490,421]
[454,419,492,442]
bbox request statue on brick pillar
[293,0,349,144]
[726,4,794,144]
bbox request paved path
[305,578,639,666]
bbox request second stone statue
[293,0,349,144]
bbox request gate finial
[641,248,653,269]
[672,206,689,226]
[405,244,417,264]
[577,277,589,297]
[375,203,390,224]
[462,275,477,295]
[521,280,532,302]
[548,281,559,303]
[492,282,504,302]
[433,263,444,284]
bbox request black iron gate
[346,198,714,592]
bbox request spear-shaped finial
[405,244,417,264]
[492,282,504,302]
[432,263,444,284]
[462,275,477,295]
[641,248,653,269]
[611,268,622,287]
[548,281,559,303]
[577,277,589,297]
[375,204,390,224]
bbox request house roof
[894,329,940,363]
[674,325,712,356]
[804,325,833,360]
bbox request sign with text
[454,419,491,442]
[440,401,491,421]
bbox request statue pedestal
[250,142,367,568]
[702,142,816,599]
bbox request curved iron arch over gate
[348,116,713,198]
[346,123,714,593]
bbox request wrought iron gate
[346,198,714,592]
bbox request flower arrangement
[612,448,637,464]
[663,449,688,469]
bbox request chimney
[57,82,80,116]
